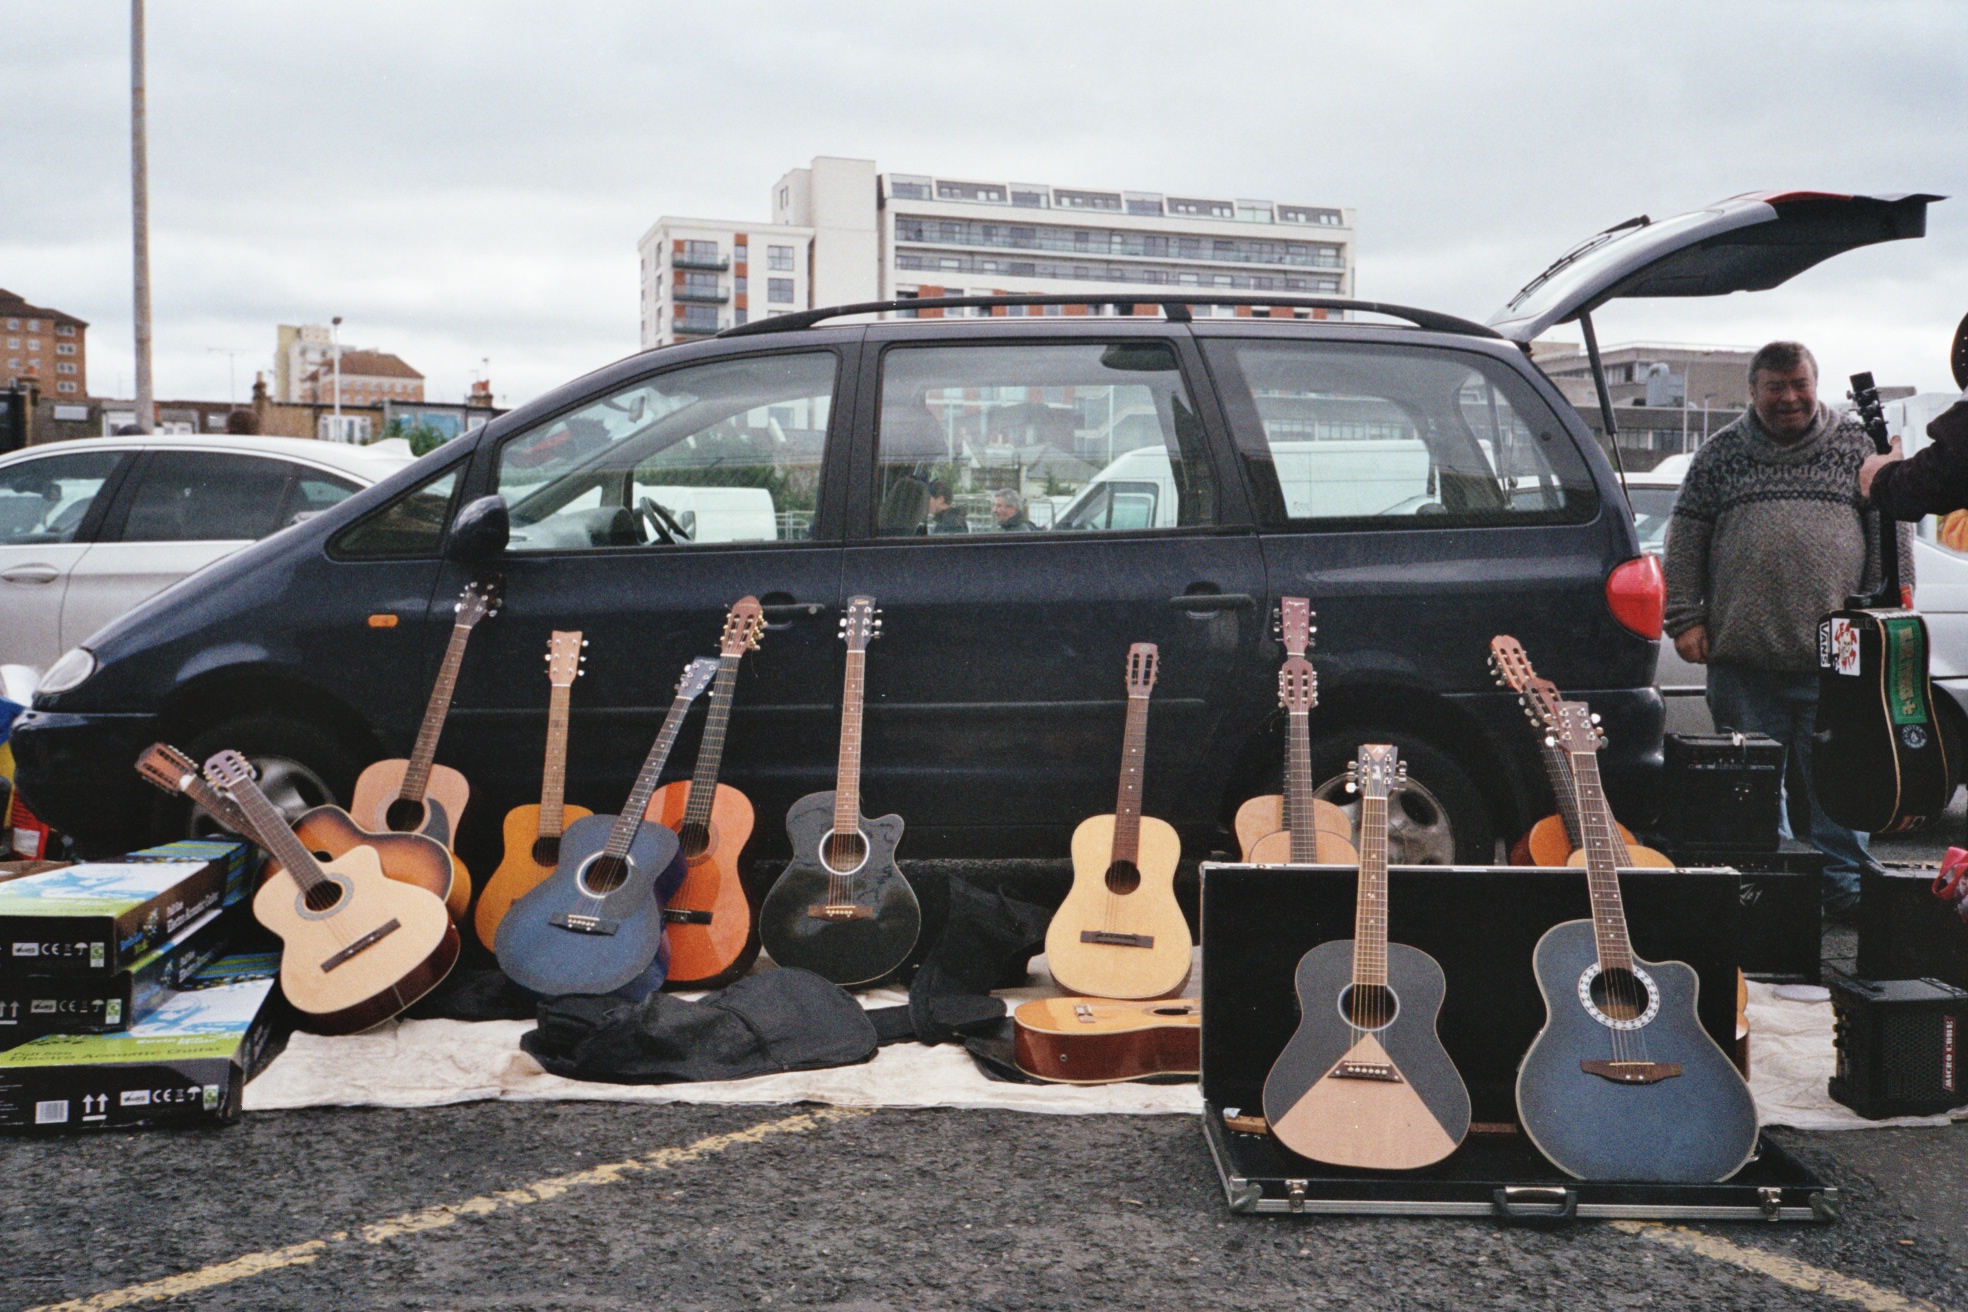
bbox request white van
[1053,438,1435,531]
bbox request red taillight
[1607,554,1665,640]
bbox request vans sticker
[1831,618,1861,677]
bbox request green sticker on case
[1884,616,1930,727]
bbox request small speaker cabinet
[1828,974,1968,1119]
[1658,732,1783,853]
[1858,865,1968,992]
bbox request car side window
[330,465,461,559]
[1203,339,1599,528]
[0,451,121,545]
[495,351,838,552]
[285,472,363,525]
[113,451,294,542]
[872,340,1217,537]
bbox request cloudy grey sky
[4,1,1963,408]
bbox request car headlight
[37,647,98,696]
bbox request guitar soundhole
[584,855,630,895]
[303,880,345,913]
[1339,983,1398,1031]
[384,798,425,833]
[1104,860,1141,895]
[1590,968,1647,1022]
[678,821,711,860]
[531,835,560,867]
[822,830,868,875]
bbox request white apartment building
[640,157,1355,348]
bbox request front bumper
[9,709,163,855]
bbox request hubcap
[186,755,334,839]
[1313,772,1457,865]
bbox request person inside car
[925,479,969,534]
[992,488,1036,531]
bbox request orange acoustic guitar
[473,630,593,951]
[1234,597,1355,861]
[642,596,766,989]
[349,576,501,921]
[1013,996,1200,1084]
[1488,636,1670,871]
[137,743,455,910]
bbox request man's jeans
[1706,662,1872,909]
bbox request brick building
[299,349,425,407]
[0,289,87,397]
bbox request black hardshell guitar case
[1198,863,1834,1221]
[1814,607,1950,832]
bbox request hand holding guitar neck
[1236,597,1354,863]
[203,749,458,1034]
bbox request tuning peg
[1543,734,1556,747]
[1590,712,1602,725]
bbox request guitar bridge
[549,912,619,936]
[662,908,714,925]
[321,919,400,972]
[1079,930,1154,949]
[1580,1059,1682,1085]
[1331,1061,1401,1083]
[808,904,873,922]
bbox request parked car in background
[0,435,415,673]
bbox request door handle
[1168,592,1256,613]
[0,564,60,585]
[759,596,824,627]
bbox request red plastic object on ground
[1933,847,1968,920]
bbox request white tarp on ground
[245,963,1956,1130]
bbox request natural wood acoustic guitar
[1013,996,1200,1084]
[642,597,766,988]
[203,749,458,1034]
[1262,744,1470,1170]
[1235,597,1355,863]
[1044,643,1192,1000]
[349,576,500,921]
[473,630,594,951]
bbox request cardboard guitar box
[1198,863,1832,1221]
[0,952,285,1133]
[0,839,253,979]
[0,905,246,1038]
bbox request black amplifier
[1828,974,1968,1119]
[1858,865,1968,992]
[1658,732,1783,852]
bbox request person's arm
[1866,400,1968,521]
[1662,512,1712,659]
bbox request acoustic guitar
[1235,597,1356,864]
[1511,695,1759,1183]
[495,658,715,999]
[137,743,454,908]
[1262,744,1470,1170]
[203,749,458,1035]
[1013,997,1200,1084]
[349,576,501,921]
[1488,636,1670,870]
[473,630,594,951]
[643,597,766,989]
[1813,371,1950,833]
[759,596,921,988]
[1044,643,1192,1001]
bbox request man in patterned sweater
[1664,341,1914,916]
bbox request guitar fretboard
[1285,710,1317,864]
[1352,788,1389,988]
[1539,738,1585,851]
[401,619,475,804]
[1109,691,1151,867]
[1567,748,1635,971]
[537,680,573,840]
[604,693,698,861]
[684,654,743,830]
[226,773,332,896]
[832,647,869,838]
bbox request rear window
[1204,339,1599,530]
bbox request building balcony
[674,286,729,304]
[672,253,730,271]
[673,318,722,337]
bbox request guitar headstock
[1125,642,1159,697]
[1848,371,1891,450]
[1553,700,1606,756]
[840,595,882,651]
[722,596,766,657]
[454,576,503,629]
[1276,597,1314,657]
[676,657,720,703]
[1277,656,1317,713]
[546,630,586,687]
[1488,634,1568,740]
[201,749,258,795]
[135,743,201,795]
[1349,742,1405,799]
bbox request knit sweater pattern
[1663,403,1914,673]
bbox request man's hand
[1673,625,1710,665]
[1859,436,1903,500]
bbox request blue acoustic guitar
[496,657,717,999]
[1507,682,1759,1183]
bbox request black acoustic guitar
[1813,371,1950,833]
[1514,695,1759,1183]
[1261,744,1469,1170]
[758,596,921,988]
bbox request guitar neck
[1285,710,1318,863]
[537,681,573,839]
[401,619,474,803]
[1353,787,1390,987]
[832,647,868,835]
[1539,738,1585,849]
[683,654,743,829]
[1567,749,1635,970]
[605,692,697,859]
[228,781,331,895]
[1110,692,1151,867]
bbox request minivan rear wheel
[1304,729,1494,866]
[148,714,362,844]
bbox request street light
[330,316,343,426]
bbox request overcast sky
[4,2,1963,409]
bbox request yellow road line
[26,1106,865,1312]
[1612,1221,1954,1312]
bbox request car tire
[147,714,363,844]
[1306,728,1495,866]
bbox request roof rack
[716,293,1500,340]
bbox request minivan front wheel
[150,715,362,843]
[1305,729,1494,866]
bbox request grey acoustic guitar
[1261,744,1470,1170]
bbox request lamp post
[330,315,343,433]
[130,0,153,433]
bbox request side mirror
[445,495,510,564]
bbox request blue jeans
[1706,662,1872,909]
